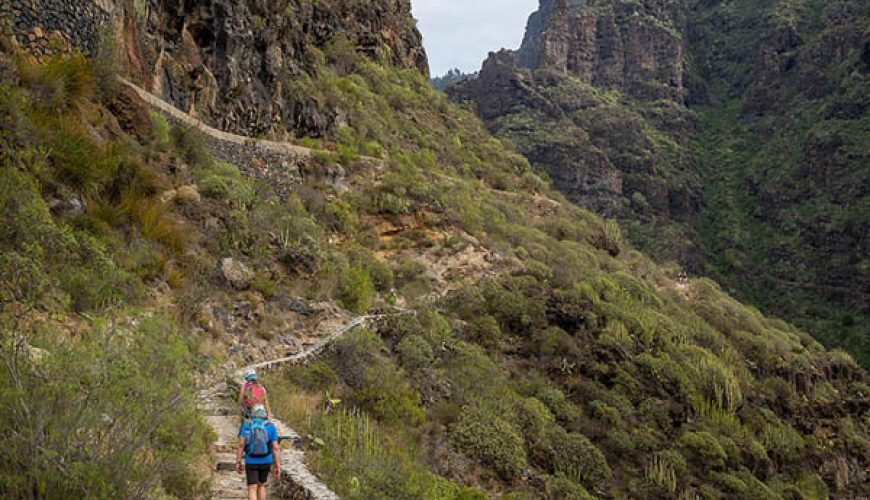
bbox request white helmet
[245,369,258,381]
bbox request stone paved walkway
[200,315,381,499]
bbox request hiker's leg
[247,484,258,500]
[257,483,267,500]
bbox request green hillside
[0,12,867,500]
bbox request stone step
[215,453,237,471]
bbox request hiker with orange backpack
[238,369,272,419]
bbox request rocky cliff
[123,0,428,138]
[2,0,428,138]
[518,0,687,102]
[449,0,700,266]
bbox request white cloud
[412,0,540,76]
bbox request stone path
[118,77,314,159]
[200,314,381,499]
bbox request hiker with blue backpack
[236,404,281,499]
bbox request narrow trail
[118,77,313,158]
[200,314,381,499]
[117,77,383,166]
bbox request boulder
[176,184,202,204]
[219,258,255,290]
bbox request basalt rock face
[518,0,687,102]
[118,0,427,138]
[2,0,428,138]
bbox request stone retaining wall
[120,77,308,197]
[0,0,110,57]
[164,111,307,197]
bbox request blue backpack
[245,420,271,458]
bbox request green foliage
[301,409,465,499]
[331,329,425,426]
[450,406,527,480]
[0,167,140,312]
[338,266,375,313]
[466,315,502,350]
[195,160,255,208]
[543,473,596,499]
[17,52,96,112]
[0,314,210,498]
[679,431,727,469]
[538,426,612,490]
[149,110,171,148]
[396,334,434,370]
[47,117,121,195]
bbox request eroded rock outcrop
[121,0,427,138]
[517,0,687,102]
[449,0,699,264]
[2,0,428,139]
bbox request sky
[412,0,540,77]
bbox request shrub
[294,408,464,499]
[0,314,210,498]
[539,426,612,490]
[119,191,191,253]
[171,125,212,168]
[679,431,727,469]
[18,53,95,112]
[545,473,596,499]
[149,110,171,148]
[352,361,426,426]
[450,406,526,480]
[48,118,120,194]
[348,246,392,291]
[514,396,555,445]
[338,267,375,313]
[396,334,434,369]
[195,161,254,208]
[760,421,805,464]
[467,315,502,350]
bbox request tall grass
[17,53,96,112]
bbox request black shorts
[245,463,272,485]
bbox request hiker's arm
[237,385,245,408]
[235,438,245,474]
[271,441,281,476]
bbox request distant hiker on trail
[236,404,281,500]
[239,369,271,419]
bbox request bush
[467,315,502,350]
[352,361,426,426]
[48,117,120,194]
[545,473,596,499]
[539,426,612,490]
[514,396,555,445]
[195,161,254,208]
[679,431,727,469]
[396,334,434,369]
[338,267,375,313]
[293,408,464,499]
[0,314,210,497]
[171,125,212,168]
[450,406,527,480]
[18,53,95,112]
[149,110,171,148]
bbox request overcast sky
[412,0,539,76]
